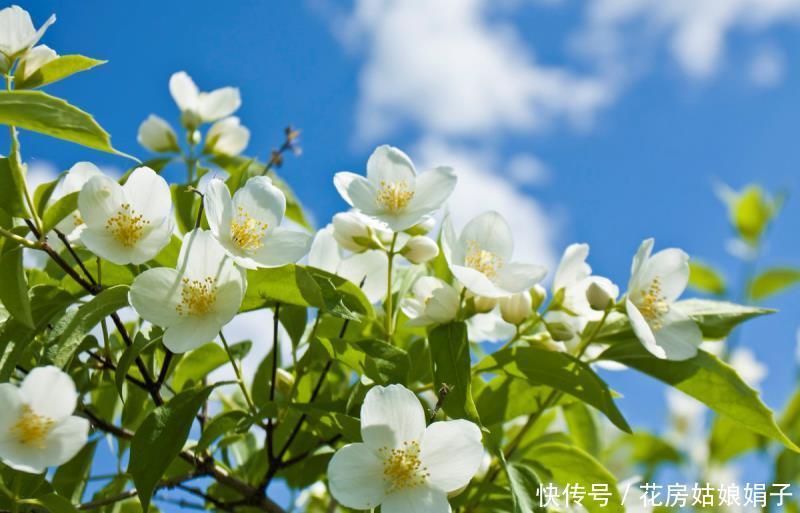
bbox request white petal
[252,228,312,267]
[494,263,547,295]
[373,210,429,233]
[626,299,664,359]
[451,265,506,298]
[206,117,249,156]
[203,178,233,241]
[327,443,385,510]
[137,115,178,153]
[652,307,702,361]
[123,167,172,222]
[20,366,77,422]
[125,218,175,265]
[553,243,590,292]
[366,145,416,187]
[198,87,241,122]
[459,211,514,262]
[129,268,183,327]
[169,71,199,113]
[308,226,341,273]
[421,420,483,493]
[41,416,89,467]
[211,273,247,325]
[0,383,21,433]
[0,7,54,57]
[640,248,690,303]
[0,441,48,474]
[440,216,461,266]
[78,175,124,230]
[401,298,427,320]
[333,172,380,214]
[404,166,457,217]
[80,228,135,266]
[628,238,654,293]
[361,384,426,452]
[164,316,222,354]
[18,44,57,80]
[381,486,450,513]
[232,176,286,231]
[59,162,103,196]
[178,229,236,283]
[338,250,388,304]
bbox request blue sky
[10,0,800,504]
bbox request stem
[384,232,398,339]
[0,226,38,249]
[220,331,257,414]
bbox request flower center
[176,276,217,316]
[230,207,268,252]
[11,405,54,448]
[105,203,149,247]
[379,441,429,493]
[465,240,503,278]
[637,277,669,330]
[376,180,414,212]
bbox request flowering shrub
[0,5,798,513]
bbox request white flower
[129,229,246,353]
[334,145,457,232]
[625,238,702,361]
[204,177,311,269]
[204,117,249,156]
[332,211,377,253]
[78,167,174,265]
[327,384,483,513]
[467,310,516,343]
[49,162,104,243]
[0,6,55,59]
[0,366,89,474]
[442,211,546,298]
[169,71,241,126]
[498,291,532,325]
[308,225,388,304]
[553,243,618,320]
[138,115,180,153]
[16,44,56,80]
[401,236,439,265]
[401,277,460,327]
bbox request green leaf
[318,337,410,385]
[428,322,480,424]
[599,341,799,452]
[45,285,130,368]
[607,432,682,468]
[503,459,546,513]
[196,411,249,454]
[0,90,131,157]
[128,385,216,512]
[52,440,97,503]
[688,261,726,295]
[40,191,78,235]
[15,55,106,89]
[475,346,630,433]
[116,331,160,397]
[0,157,28,217]
[710,415,763,462]
[676,299,774,339]
[25,493,80,513]
[526,442,624,513]
[0,247,33,328]
[748,267,800,302]
[563,402,600,456]
[172,342,248,391]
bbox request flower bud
[472,295,497,314]
[204,116,250,156]
[586,280,614,311]
[498,291,532,325]
[275,368,295,398]
[530,284,547,310]
[405,216,436,236]
[137,115,180,153]
[16,45,57,81]
[401,236,439,264]
[332,212,373,252]
[543,311,578,342]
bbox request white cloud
[507,153,549,185]
[415,137,558,271]
[748,45,786,87]
[577,0,800,81]
[344,0,614,141]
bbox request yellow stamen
[11,405,55,448]
[465,240,503,278]
[230,207,268,251]
[105,203,149,247]
[379,441,429,493]
[637,277,669,330]
[176,276,217,316]
[376,180,414,212]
